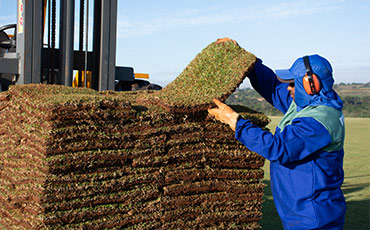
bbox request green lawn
[260,116,370,229]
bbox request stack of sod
[0,84,268,229]
[0,39,268,229]
[154,39,256,113]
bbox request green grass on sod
[261,116,370,230]
[155,40,256,113]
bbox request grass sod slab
[158,220,261,230]
[8,84,112,108]
[164,136,246,152]
[164,168,264,184]
[45,166,159,184]
[154,40,256,113]
[133,150,264,169]
[45,137,165,156]
[161,207,261,225]
[194,210,262,224]
[9,96,134,125]
[43,185,160,212]
[166,144,263,160]
[159,193,264,213]
[44,198,162,226]
[46,121,206,141]
[207,157,265,169]
[163,179,265,196]
[49,122,170,141]
[165,137,247,150]
[43,176,159,202]
[147,153,263,171]
[45,134,134,155]
[46,149,165,175]
[9,92,135,123]
[162,200,262,212]
[46,127,169,147]
[46,127,199,155]
[9,98,135,131]
[132,220,260,230]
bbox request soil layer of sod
[0,40,268,229]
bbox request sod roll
[153,39,257,113]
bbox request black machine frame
[0,0,122,91]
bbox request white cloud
[117,0,346,38]
[0,15,16,24]
[117,8,233,38]
[254,0,344,19]
[334,65,370,83]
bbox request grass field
[260,116,370,230]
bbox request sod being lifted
[155,38,257,113]
[0,39,268,229]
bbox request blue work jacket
[235,60,346,229]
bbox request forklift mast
[0,0,120,91]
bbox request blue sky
[1,0,369,87]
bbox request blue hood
[275,54,343,110]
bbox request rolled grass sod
[154,39,256,113]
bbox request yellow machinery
[72,71,160,91]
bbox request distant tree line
[226,83,370,117]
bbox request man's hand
[208,99,240,131]
[0,94,9,101]
[215,38,238,45]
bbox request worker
[209,50,346,229]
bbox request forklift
[0,0,161,92]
